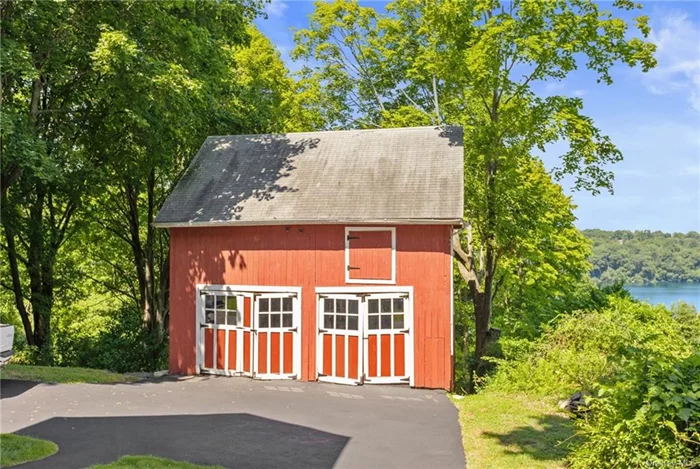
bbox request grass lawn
[0,364,138,384]
[451,391,579,469]
[0,434,58,467]
[89,456,224,468]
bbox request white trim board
[344,226,396,285]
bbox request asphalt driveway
[0,376,465,469]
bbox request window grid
[323,298,359,331]
[367,298,405,330]
[258,297,294,329]
[204,294,239,326]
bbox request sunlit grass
[0,364,137,384]
[90,455,224,468]
[0,434,58,467]
[451,391,580,469]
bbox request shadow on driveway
[0,379,40,399]
[16,413,350,469]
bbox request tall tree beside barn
[0,0,262,358]
[294,0,656,369]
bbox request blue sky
[256,1,700,233]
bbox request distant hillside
[583,229,700,285]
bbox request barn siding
[169,224,453,389]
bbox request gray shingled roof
[154,126,464,227]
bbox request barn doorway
[197,286,301,380]
[316,288,413,386]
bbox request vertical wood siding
[169,224,453,389]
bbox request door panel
[363,293,413,385]
[254,293,299,379]
[318,295,362,385]
[347,230,393,281]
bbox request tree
[294,0,656,367]
[0,0,260,358]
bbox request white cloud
[645,10,700,112]
[265,0,288,18]
[572,89,588,98]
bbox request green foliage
[584,229,700,284]
[487,298,695,398]
[571,352,700,468]
[0,434,58,467]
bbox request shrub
[486,298,694,399]
[570,351,700,468]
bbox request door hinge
[199,323,211,328]
[347,265,360,271]
[401,293,410,299]
[399,328,410,334]
[400,376,410,382]
[318,372,327,377]
[347,234,360,241]
[288,374,297,379]
[319,294,328,299]
[364,377,372,382]
[356,293,370,301]
[318,328,328,334]
[287,327,298,333]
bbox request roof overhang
[153,218,464,229]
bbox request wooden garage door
[346,228,395,282]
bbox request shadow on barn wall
[17,413,349,469]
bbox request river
[626,283,700,310]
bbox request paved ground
[0,376,465,469]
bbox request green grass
[0,434,58,467]
[89,456,224,468]
[0,364,138,384]
[451,391,579,469]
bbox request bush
[570,351,700,468]
[52,305,168,373]
[486,298,695,398]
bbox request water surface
[626,283,700,310]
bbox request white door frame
[316,293,363,385]
[195,285,302,379]
[314,287,414,387]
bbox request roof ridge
[206,125,459,140]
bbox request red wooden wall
[169,224,453,389]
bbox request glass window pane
[227,310,237,325]
[216,310,226,325]
[348,300,358,315]
[271,314,281,328]
[283,314,293,328]
[348,316,358,331]
[381,298,392,313]
[324,298,334,313]
[205,310,215,324]
[226,296,238,310]
[368,299,378,314]
[205,295,214,309]
[381,315,391,329]
[368,316,379,330]
[282,297,293,311]
[216,296,225,309]
[271,298,281,311]
[324,314,334,329]
[336,299,346,314]
[259,314,269,328]
[259,298,269,312]
[393,298,404,313]
[336,315,347,330]
[393,314,404,329]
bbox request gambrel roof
[154,126,464,227]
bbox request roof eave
[153,218,464,229]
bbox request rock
[559,391,589,416]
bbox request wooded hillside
[584,230,700,284]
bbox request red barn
[154,126,464,390]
